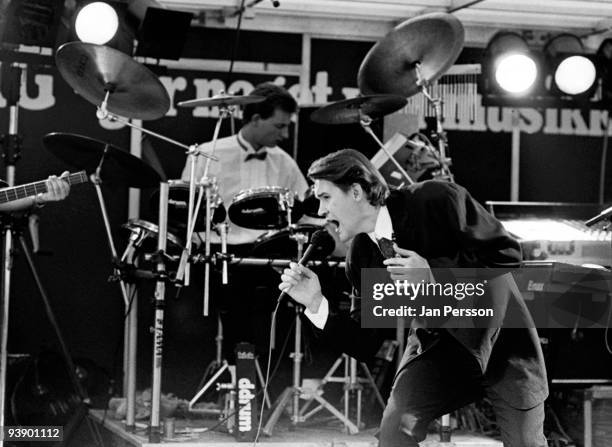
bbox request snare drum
[228,186,302,230]
[251,224,334,259]
[150,179,226,232]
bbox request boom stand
[263,231,359,436]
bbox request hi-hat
[358,13,465,98]
[43,133,162,188]
[55,42,170,120]
[310,95,407,125]
[177,94,265,108]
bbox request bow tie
[377,237,395,259]
[245,151,267,162]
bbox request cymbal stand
[119,229,143,431]
[96,91,218,288]
[263,231,359,436]
[149,181,170,443]
[359,114,415,185]
[415,65,454,182]
[180,104,230,314]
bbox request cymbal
[310,95,407,125]
[358,13,465,98]
[55,42,170,120]
[43,132,162,188]
[177,94,265,108]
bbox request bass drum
[251,224,334,260]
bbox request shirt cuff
[304,297,329,330]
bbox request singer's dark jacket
[315,180,548,410]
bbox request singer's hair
[307,149,389,206]
[242,83,297,123]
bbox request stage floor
[89,409,502,447]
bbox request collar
[368,205,393,243]
[237,130,265,155]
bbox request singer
[279,149,548,447]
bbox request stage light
[483,32,538,96]
[75,2,119,45]
[495,54,538,94]
[544,34,597,96]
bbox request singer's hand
[38,172,71,204]
[279,262,323,312]
[382,244,433,282]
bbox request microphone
[585,206,612,227]
[277,229,334,304]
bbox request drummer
[181,82,309,247]
[181,83,310,358]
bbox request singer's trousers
[377,331,547,447]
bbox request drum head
[252,224,333,259]
[150,182,226,232]
[228,187,303,230]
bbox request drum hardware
[262,229,358,436]
[176,91,262,293]
[310,95,415,186]
[357,13,464,184]
[298,292,385,433]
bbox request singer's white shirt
[304,206,393,329]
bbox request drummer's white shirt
[181,130,309,245]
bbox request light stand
[262,231,360,436]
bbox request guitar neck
[0,171,88,204]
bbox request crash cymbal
[43,132,161,188]
[177,94,265,108]
[358,13,465,98]
[55,42,170,120]
[310,95,407,125]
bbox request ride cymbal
[177,94,265,108]
[43,132,162,188]
[358,13,465,98]
[55,42,170,120]
[310,95,407,124]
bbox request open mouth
[327,219,340,232]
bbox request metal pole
[149,182,169,443]
[511,109,521,201]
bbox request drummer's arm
[0,174,70,212]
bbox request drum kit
[46,10,464,441]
